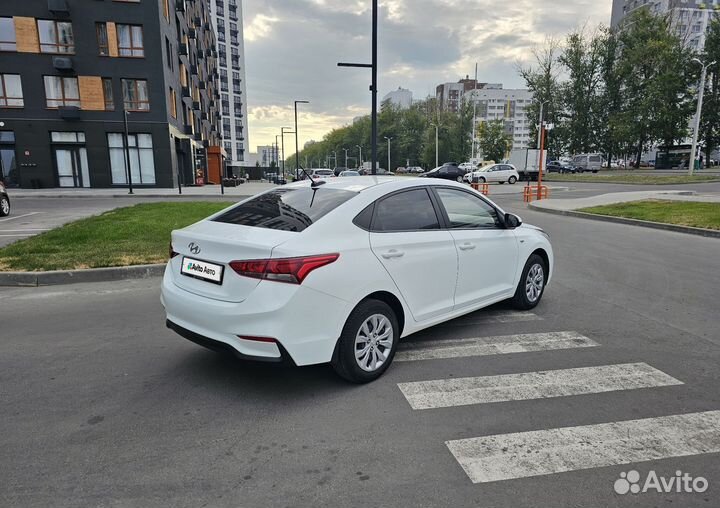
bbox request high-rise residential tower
[210,0,248,170]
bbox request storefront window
[108,133,156,185]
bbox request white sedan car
[464,163,520,184]
[161,177,553,383]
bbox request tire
[456,175,464,183]
[332,299,399,383]
[0,196,9,217]
[592,170,598,174]
[508,176,517,184]
[478,177,486,183]
[499,181,505,185]
[510,254,547,310]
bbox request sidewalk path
[8,182,275,199]
[528,190,720,238]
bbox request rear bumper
[160,264,350,366]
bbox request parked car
[464,163,520,184]
[459,162,477,172]
[546,161,575,174]
[162,177,553,382]
[310,169,335,179]
[407,166,425,174]
[339,170,360,177]
[571,154,602,173]
[0,182,9,217]
[420,162,466,182]
[333,167,349,176]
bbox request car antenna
[298,163,326,188]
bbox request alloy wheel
[525,263,544,303]
[354,314,394,372]
[0,198,9,216]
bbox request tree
[616,9,694,166]
[477,120,512,162]
[701,14,720,167]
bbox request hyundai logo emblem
[189,242,201,255]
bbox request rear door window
[372,189,440,232]
[213,187,358,232]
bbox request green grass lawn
[580,200,720,230]
[0,202,233,272]
[543,173,720,185]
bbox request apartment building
[611,0,720,50]
[435,77,502,113]
[0,0,223,189]
[210,0,248,169]
[381,87,413,109]
[466,86,534,151]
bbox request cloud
[242,0,611,151]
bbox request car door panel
[433,187,520,308]
[368,188,458,322]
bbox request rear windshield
[212,187,358,232]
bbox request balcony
[190,64,198,75]
[58,106,80,121]
[192,100,201,111]
[48,0,70,14]
[201,112,209,121]
[198,81,206,90]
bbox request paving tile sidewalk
[7,182,276,198]
[529,190,720,212]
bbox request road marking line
[395,331,598,362]
[398,363,682,410]
[447,311,543,326]
[0,212,42,222]
[446,410,720,483]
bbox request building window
[43,76,80,108]
[168,87,177,118]
[37,20,74,54]
[121,79,149,111]
[102,78,114,110]
[117,24,144,57]
[165,37,173,70]
[0,17,17,52]
[108,133,156,185]
[0,74,23,108]
[96,23,109,56]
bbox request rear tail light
[169,243,179,259]
[229,254,339,284]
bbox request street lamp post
[430,124,439,168]
[384,136,392,172]
[294,100,309,180]
[122,107,134,194]
[338,0,379,175]
[356,145,363,168]
[343,148,349,168]
[689,58,715,175]
[281,127,293,182]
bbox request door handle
[458,243,476,251]
[381,249,405,259]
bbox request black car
[0,182,10,217]
[546,161,576,174]
[419,162,466,182]
[333,167,349,176]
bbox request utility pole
[294,100,309,180]
[471,62,478,161]
[356,145,363,167]
[431,124,439,168]
[123,108,134,194]
[689,58,715,175]
[281,127,293,181]
[344,148,349,168]
[384,136,392,172]
[338,0,378,175]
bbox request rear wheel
[508,176,517,184]
[0,196,9,217]
[511,254,547,310]
[332,299,399,383]
[478,177,486,183]
[456,175,464,183]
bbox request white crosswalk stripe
[446,311,543,326]
[446,410,720,483]
[398,363,683,410]
[395,331,597,362]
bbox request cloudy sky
[242,0,612,154]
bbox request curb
[528,203,720,239]
[11,193,251,199]
[0,263,166,287]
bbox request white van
[571,154,603,173]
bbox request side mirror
[504,213,522,229]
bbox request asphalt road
[1,198,719,507]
